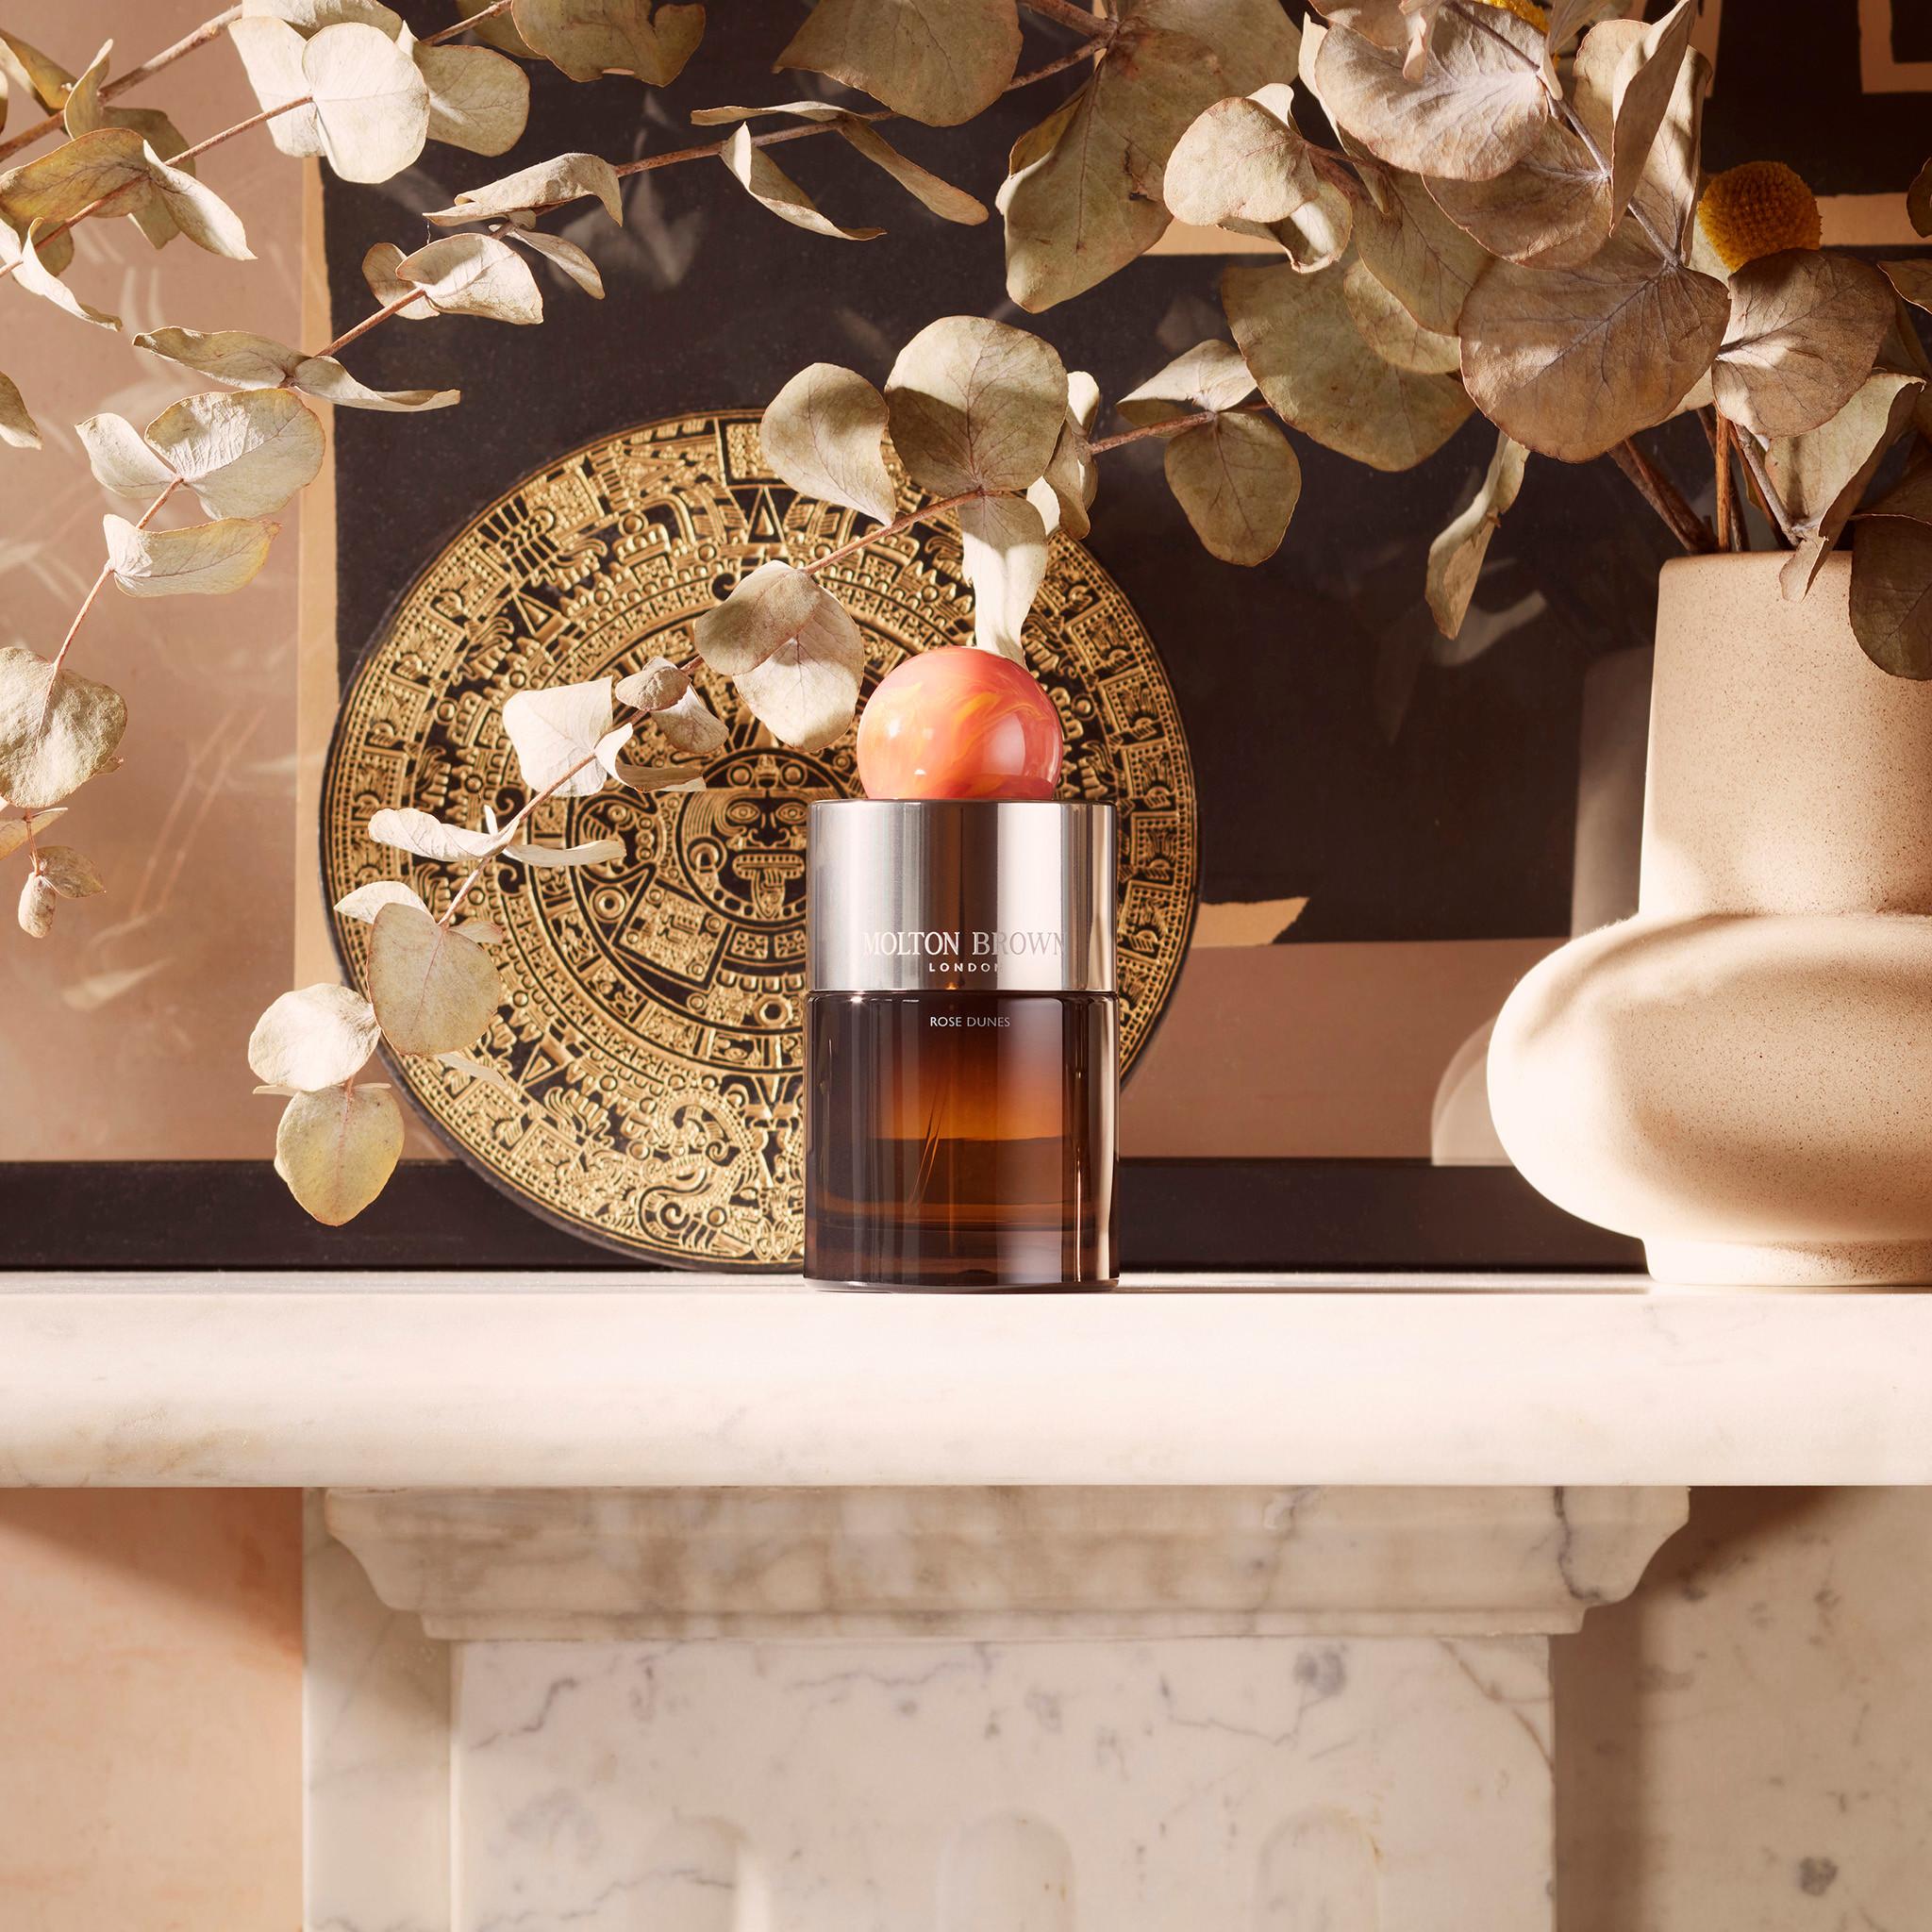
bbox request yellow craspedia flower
[1477,0,1551,27]
[1697,161,1823,272]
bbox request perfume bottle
[804,796,1119,1290]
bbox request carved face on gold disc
[323,411,1197,1267]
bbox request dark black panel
[0,1161,1641,1274]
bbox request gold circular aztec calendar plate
[323,409,1198,1267]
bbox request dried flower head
[1697,161,1823,272]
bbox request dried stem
[51,478,180,677]
[1016,0,1115,37]
[1608,438,1716,555]
[1732,425,1800,546]
[313,291,424,359]
[425,1,517,46]
[0,7,242,165]
[603,41,1108,188]
[1712,411,1739,551]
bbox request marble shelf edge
[6,1276,1932,1488]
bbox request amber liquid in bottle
[805,991,1118,1291]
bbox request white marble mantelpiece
[6,1272,1932,1487]
[6,1272,1916,1931]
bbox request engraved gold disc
[323,411,1198,1267]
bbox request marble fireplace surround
[9,1275,1932,1932]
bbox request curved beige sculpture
[1489,554,1932,1288]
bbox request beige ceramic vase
[1488,553,1932,1288]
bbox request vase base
[1645,1236,1932,1291]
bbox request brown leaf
[1457,222,1728,461]
[1424,116,1611,270]
[1766,372,1924,597]
[335,880,429,924]
[511,0,705,84]
[719,125,883,242]
[501,676,613,794]
[1426,429,1528,638]
[1144,0,1301,95]
[884,315,1067,495]
[1911,160,1932,241]
[732,593,865,752]
[134,325,305,387]
[303,20,432,182]
[695,562,826,675]
[998,19,1227,311]
[1347,153,1489,334]
[1165,92,1325,229]
[0,647,126,807]
[411,37,530,156]
[504,226,605,299]
[105,513,279,598]
[0,125,153,226]
[1596,0,1694,229]
[1713,250,1893,440]
[142,389,326,517]
[394,233,544,323]
[1163,410,1300,565]
[16,871,54,938]
[35,843,103,898]
[422,151,624,225]
[367,807,508,861]
[1851,507,1932,680]
[1314,8,1549,184]
[774,0,1020,127]
[275,1084,404,1225]
[1882,258,1932,320]
[1118,339,1257,425]
[1341,258,1461,374]
[0,370,39,450]
[1223,258,1472,471]
[760,363,897,523]
[368,900,503,1056]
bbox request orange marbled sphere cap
[856,648,1064,801]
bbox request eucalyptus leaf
[228,18,327,157]
[32,843,102,898]
[142,389,325,518]
[1424,115,1612,270]
[998,20,1225,311]
[422,151,624,225]
[504,227,604,299]
[17,872,54,938]
[1851,509,1932,680]
[248,982,380,1090]
[436,1051,521,1098]
[458,0,541,59]
[1426,429,1528,639]
[732,591,865,752]
[1314,8,1549,183]
[275,1084,404,1225]
[652,686,728,756]
[1598,0,1694,228]
[613,655,692,712]
[1223,257,1472,471]
[1165,92,1326,229]
[0,807,64,859]
[0,29,73,114]
[1163,410,1300,566]
[774,0,1020,127]
[77,413,173,496]
[1341,259,1461,374]
[291,357,460,411]
[1911,160,1932,241]
[1882,258,1932,319]
[719,125,883,242]
[1117,339,1257,425]
[0,646,125,807]
[1712,250,1893,440]
[369,900,503,1056]
[1348,154,1488,335]
[409,37,529,155]
[1143,0,1301,95]
[884,316,1068,495]
[134,326,304,387]
[335,879,430,922]
[760,362,897,524]
[367,806,508,861]
[504,835,629,866]
[141,142,252,258]
[694,561,825,675]
[1457,223,1729,462]
[362,241,438,317]
[957,492,1048,660]
[691,103,987,225]
[244,0,406,32]
[104,512,278,597]
[1037,371,1100,540]
[511,0,705,84]
[501,675,613,794]
[0,125,152,225]
[14,218,119,328]
[303,21,431,183]
[394,233,543,323]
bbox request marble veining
[453,1635,1556,1932]
[326,1484,1687,1641]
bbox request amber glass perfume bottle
[805,799,1118,1291]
